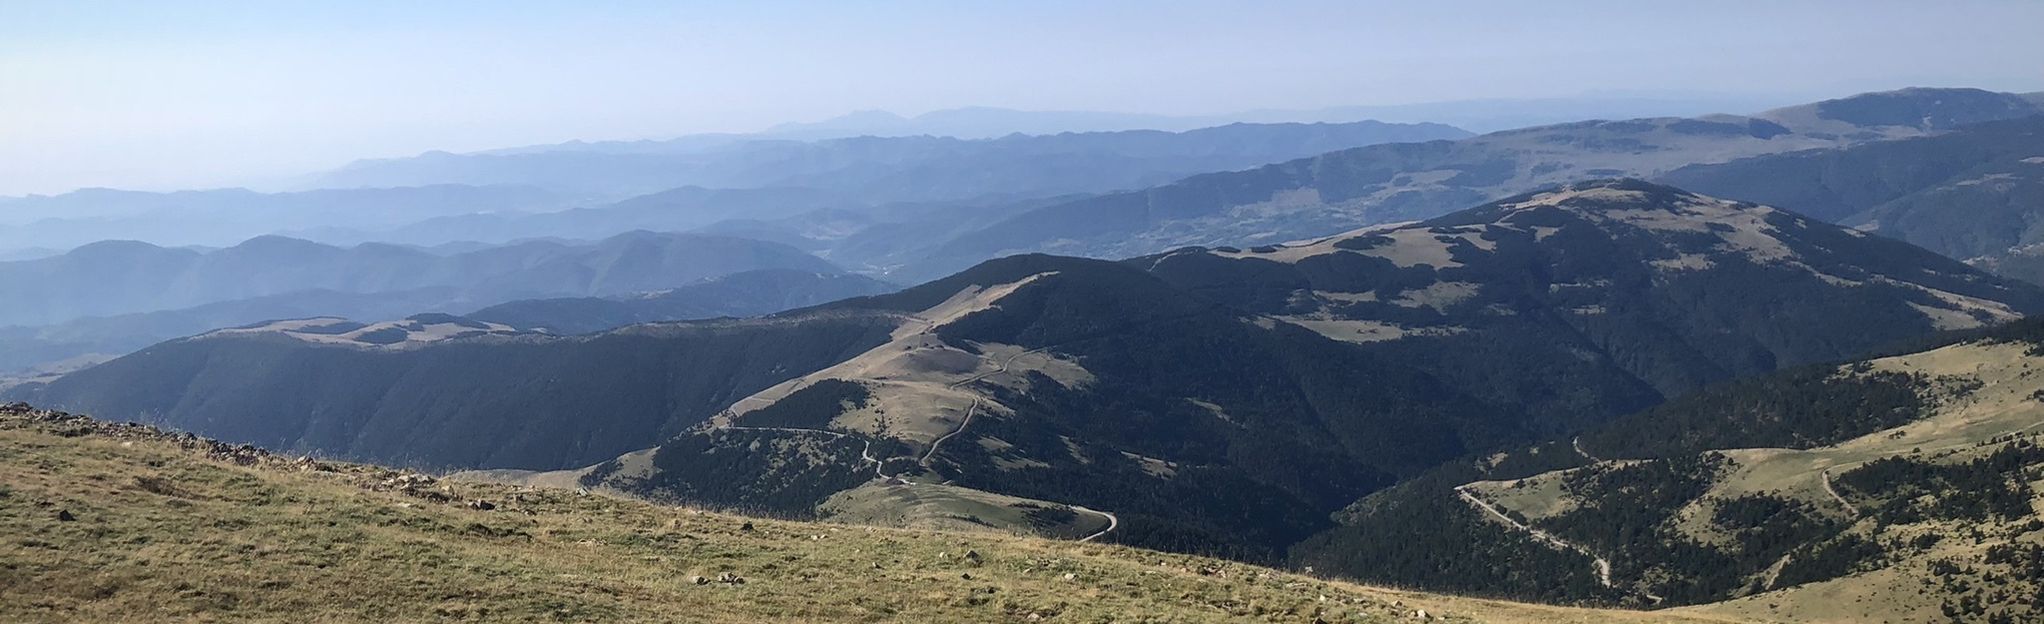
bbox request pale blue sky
[3,0,2041,195]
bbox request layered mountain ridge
[908,88,2044,280]
[313,120,1473,199]
[1141,179,2043,427]
[1661,115,2044,285]
[0,230,835,327]
[26,180,2037,568]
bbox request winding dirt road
[722,425,893,478]
[1073,505,1119,542]
[1455,485,1613,588]
[715,315,1127,542]
[1819,469,1859,518]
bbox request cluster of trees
[1287,477,1618,605]
[1531,456,1761,603]
[1924,533,2044,623]
[1582,366,1935,457]
[1837,441,2044,524]
[737,379,872,429]
[1773,533,1886,588]
[595,429,873,518]
[1712,494,1845,565]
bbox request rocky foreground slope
[0,404,1733,623]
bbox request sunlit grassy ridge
[0,406,1740,623]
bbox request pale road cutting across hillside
[721,425,892,479]
[704,299,1238,543]
[1805,415,2044,518]
[920,398,981,466]
[1073,504,1119,542]
[715,318,1120,542]
[1818,470,1859,518]
[1456,484,1613,588]
[921,344,1050,467]
[918,343,1124,539]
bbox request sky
[3,0,2042,196]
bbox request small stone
[739,521,754,532]
[55,510,76,522]
[1062,573,1077,581]
[960,573,973,580]
[468,500,496,511]
[691,575,710,586]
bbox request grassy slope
[1464,340,2044,621]
[0,407,1738,624]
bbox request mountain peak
[1446,178,1717,218]
[1760,86,2044,133]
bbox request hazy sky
[3,0,2042,195]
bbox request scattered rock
[740,521,754,532]
[55,509,75,522]
[717,572,746,585]
[690,575,710,586]
[133,475,186,498]
[468,500,496,511]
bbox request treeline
[737,379,871,429]
[1580,366,1934,458]
[594,429,873,518]
[1837,441,2044,524]
[1287,475,1618,605]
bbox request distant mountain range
[757,94,1799,138]
[0,230,833,328]
[0,184,568,251]
[898,88,2044,281]
[17,180,2037,562]
[0,268,894,375]
[1661,114,2044,284]
[293,89,2044,288]
[467,269,897,334]
[310,120,1472,199]
[16,88,2035,295]
[11,85,2044,624]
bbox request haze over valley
[8,2,2044,622]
